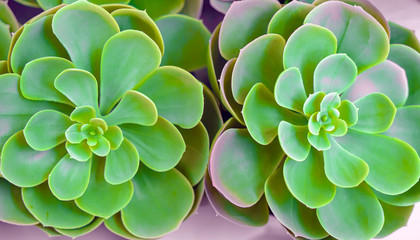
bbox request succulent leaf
[265,165,329,239]
[22,182,94,229]
[278,121,311,162]
[99,30,161,114]
[105,138,139,185]
[65,141,92,162]
[317,183,384,240]
[342,60,408,107]
[20,57,75,105]
[48,155,92,200]
[121,117,186,172]
[283,24,337,94]
[268,1,314,40]
[156,14,210,71]
[243,83,306,145]
[103,90,158,126]
[1,131,65,187]
[54,69,99,110]
[284,149,336,208]
[313,53,357,94]
[231,33,285,104]
[351,93,396,133]
[323,137,368,188]
[305,1,389,72]
[210,128,283,207]
[134,66,204,129]
[274,67,307,113]
[52,0,120,78]
[0,178,38,225]
[336,129,420,195]
[75,157,133,218]
[219,0,281,59]
[204,171,269,227]
[121,165,194,238]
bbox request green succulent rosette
[0,1,19,71]
[207,0,420,239]
[0,1,210,238]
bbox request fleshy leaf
[284,149,336,208]
[219,58,244,124]
[75,157,133,218]
[268,1,314,40]
[121,117,186,172]
[207,23,225,98]
[375,201,413,239]
[387,44,420,106]
[90,136,110,157]
[24,110,72,151]
[210,128,283,207]
[374,181,420,207]
[105,138,139,185]
[103,90,157,126]
[70,106,96,124]
[388,21,420,52]
[312,0,390,37]
[317,183,384,240]
[20,57,75,105]
[303,91,325,116]
[336,100,358,127]
[66,141,92,162]
[231,34,285,104]
[121,165,194,238]
[54,69,99,110]
[384,106,420,154]
[134,66,204,129]
[204,171,269,227]
[342,60,408,107]
[336,129,420,195]
[175,122,209,186]
[99,30,161,114]
[129,0,184,19]
[313,54,357,94]
[103,126,124,150]
[265,165,329,239]
[11,15,69,74]
[308,130,330,151]
[111,8,164,54]
[48,155,91,200]
[52,0,120,78]
[278,121,310,162]
[244,83,306,145]
[156,14,210,71]
[201,85,224,141]
[305,1,389,72]
[55,217,104,238]
[323,137,368,188]
[219,0,281,59]
[1,131,65,187]
[283,24,337,94]
[351,93,396,133]
[274,67,307,113]
[0,178,38,225]
[319,93,340,114]
[22,182,94,229]
[105,213,143,240]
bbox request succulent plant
[0,1,211,238]
[207,0,420,239]
[13,0,204,19]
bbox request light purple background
[1,0,419,239]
